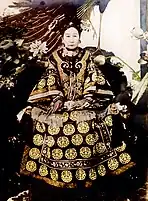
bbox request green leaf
[132,71,141,81]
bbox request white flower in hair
[81,20,91,32]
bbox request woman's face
[63,27,80,50]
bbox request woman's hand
[108,103,128,115]
[47,98,63,115]
[52,99,63,113]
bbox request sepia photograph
[0,0,147,200]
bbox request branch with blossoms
[92,53,141,82]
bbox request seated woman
[17,17,134,201]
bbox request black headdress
[54,5,83,36]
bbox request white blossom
[29,40,48,57]
[131,27,144,40]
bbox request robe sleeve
[28,55,64,104]
[82,59,114,110]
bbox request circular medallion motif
[77,122,90,134]
[29,148,40,160]
[39,165,48,177]
[116,141,126,152]
[36,122,46,133]
[62,112,69,122]
[57,136,69,148]
[50,169,58,181]
[86,134,98,146]
[75,168,86,180]
[80,147,91,159]
[96,142,106,154]
[37,79,46,89]
[47,75,55,87]
[71,134,83,146]
[61,170,72,183]
[48,125,60,135]
[119,153,131,164]
[65,148,77,160]
[97,165,106,176]
[63,124,75,135]
[89,169,97,180]
[33,134,43,146]
[45,136,55,147]
[70,111,79,121]
[104,115,113,127]
[52,149,63,160]
[26,161,37,172]
[108,158,119,170]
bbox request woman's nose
[69,37,74,43]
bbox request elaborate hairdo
[55,5,83,36]
[60,18,82,36]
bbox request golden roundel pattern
[47,75,56,87]
[37,79,46,89]
[52,149,63,160]
[57,136,69,148]
[48,125,60,135]
[89,169,97,180]
[45,136,55,147]
[61,170,72,183]
[80,147,91,159]
[50,169,58,181]
[116,141,126,152]
[26,161,37,173]
[63,124,75,135]
[36,122,46,133]
[97,165,106,176]
[108,158,119,170]
[96,142,106,154]
[77,122,90,134]
[86,134,98,146]
[33,134,44,146]
[65,148,77,160]
[104,115,113,127]
[70,111,79,121]
[71,134,83,146]
[75,168,86,181]
[119,153,131,164]
[39,165,48,177]
[62,112,69,122]
[29,148,40,160]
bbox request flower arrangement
[0,26,48,90]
